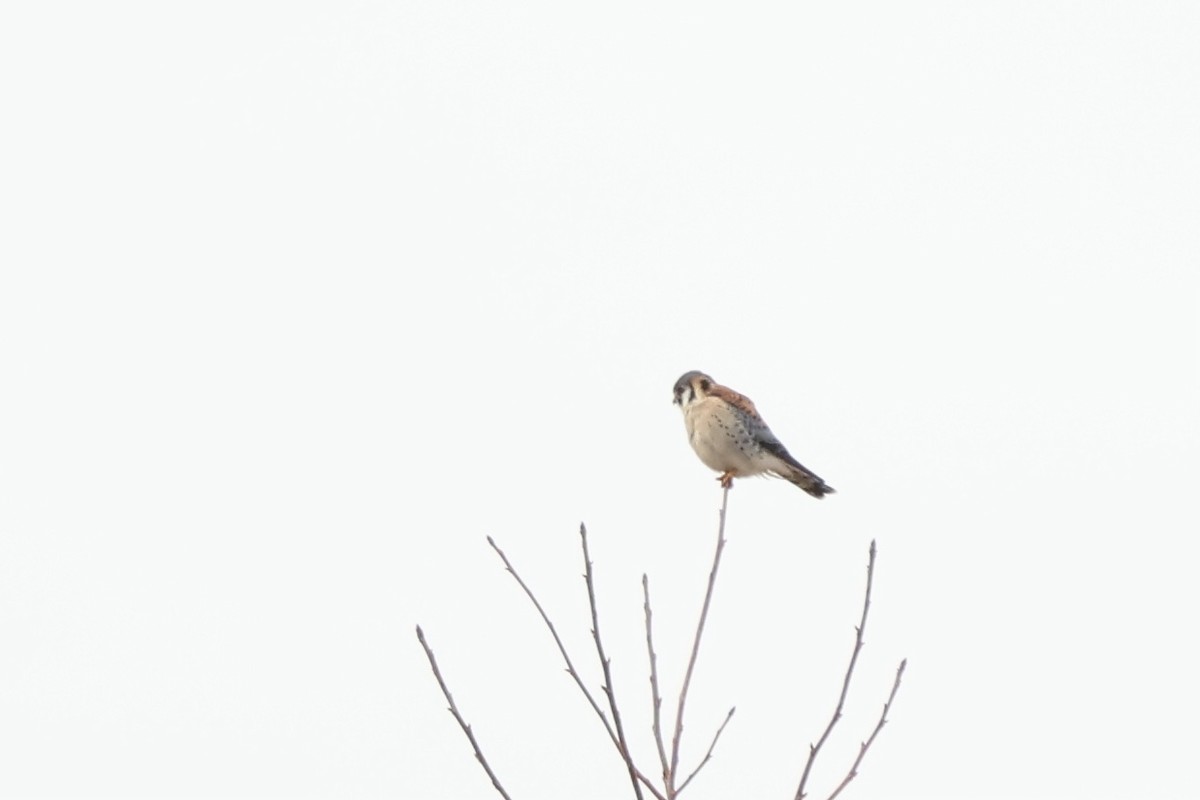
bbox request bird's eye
[699,379,710,391]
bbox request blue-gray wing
[754,424,836,499]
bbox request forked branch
[420,492,905,800]
[795,539,905,800]
[645,551,736,797]
[487,536,666,800]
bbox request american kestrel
[672,370,835,498]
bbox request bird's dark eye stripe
[699,380,710,391]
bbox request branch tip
[416,625,514,800]
[579,518,646,800]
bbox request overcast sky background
[2,3,1198,800]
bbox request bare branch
[675,706,736,795]
[668,484,731,796]
[794,539,879,800]
[580,523,645,800]
[487,536,666,800]
[415,625,514,800]
[487,536,612,735]
[643,574,670,785]
[826,659,907,800]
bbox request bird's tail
[786,465,835,499]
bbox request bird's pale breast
[683,397,765,475]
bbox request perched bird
[672,370,835,498]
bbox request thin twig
[826,659,907,800]
[488,536,667,800]
[795,539,878,800]
[668,484,731,796]
[675,706,736,795]
[415,625,514,800]
[580,523,645,800]
[643,574,670,784]
[487,536,612,735]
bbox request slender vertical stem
[668,485,731,796]
[643,575,671,784]
[580,524,645,800]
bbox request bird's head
[672,370,715,408]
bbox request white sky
[2,3,1198,799]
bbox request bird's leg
[718,471,735,489]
